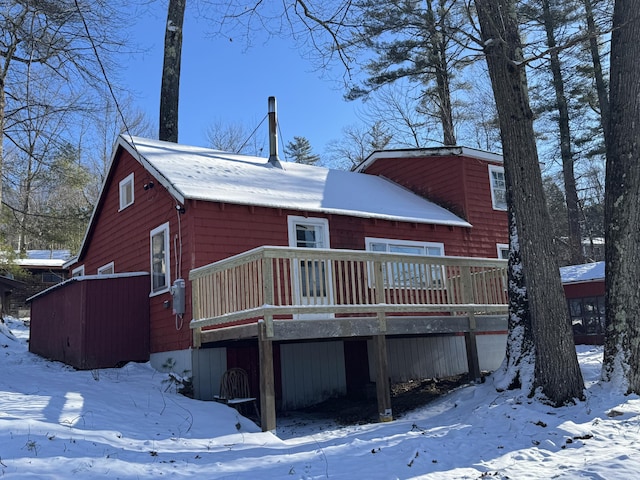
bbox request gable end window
[150,223,170,295]
[97,262,114,275]
[72,265,85,278]
[119,173,135,211]
[488,165,507,211]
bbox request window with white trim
[97,262,114,275]
[71,265,85,277]
[365,237,445,288]
[119,173,134,211]
[288,216,330,298]
[497,243,509,260]
[489,165,507,211]
[150,223,170,295]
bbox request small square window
[119,173,134,211]
[489,165,507,211]
[72,265,85,277]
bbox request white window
[489,165,507,211]
[71,265,85,277]
[288,216,330,250]
[119,173,135,211]
[287,216,331,302]
[497,243,509,259]
[366,237,445,288]
[97,262,114,275]
[150,222,170,295]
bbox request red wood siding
[70,148,509,356]
[360,154,508,258]
[563,281,605,299]
[70,149,194,354]
[29,275,149,369]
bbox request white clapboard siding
[280,341,347,410]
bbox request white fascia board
[356,146,504,172]
[119,135,186,204]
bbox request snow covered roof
[354,146,503,173]
[13,250,71,268]
[560,261,605,284]
[118,136,471,227]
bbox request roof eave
[354,146,504,173]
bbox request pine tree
[346,0,472,146]
[283,136,320,165]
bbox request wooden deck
[189,246,509,431]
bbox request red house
[30,131,510,431]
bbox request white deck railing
[189,246,508,336]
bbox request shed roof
[560,261,605,284]
[119,136,471,227]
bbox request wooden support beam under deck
[196,315,508,345]
[258,321,276,432]
[464,313,482,382]
[373,333,392,422]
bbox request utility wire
[73,0,139,153]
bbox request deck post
[261,256,274,337]
[258,320,276,432]
[460,266,482,382]
[464,313,482,382]
[373,333,392,422]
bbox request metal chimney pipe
[268,96,283,169]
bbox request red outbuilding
[560,261,605,345]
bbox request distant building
[560,261,605,345]
[9,250,70,317]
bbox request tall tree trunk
[541,0,584,265]
[0,79,5,218]
[427,0,456,145]
[602,0,640,393]
[159,0,186,143]
[475,0,584,405]
[582,0,610,143]
[493,207,535,393]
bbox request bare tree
[326,121,392,169]
[0,0,129,216]
[205,119,266,155]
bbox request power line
[72,0,140,153]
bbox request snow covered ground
[1,316,639,479]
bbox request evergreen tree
[346,0,473,146]
[283,136,320,165]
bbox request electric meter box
[170,278,186,315]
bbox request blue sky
[121,4,362,160]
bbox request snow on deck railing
[189,246,508,336]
